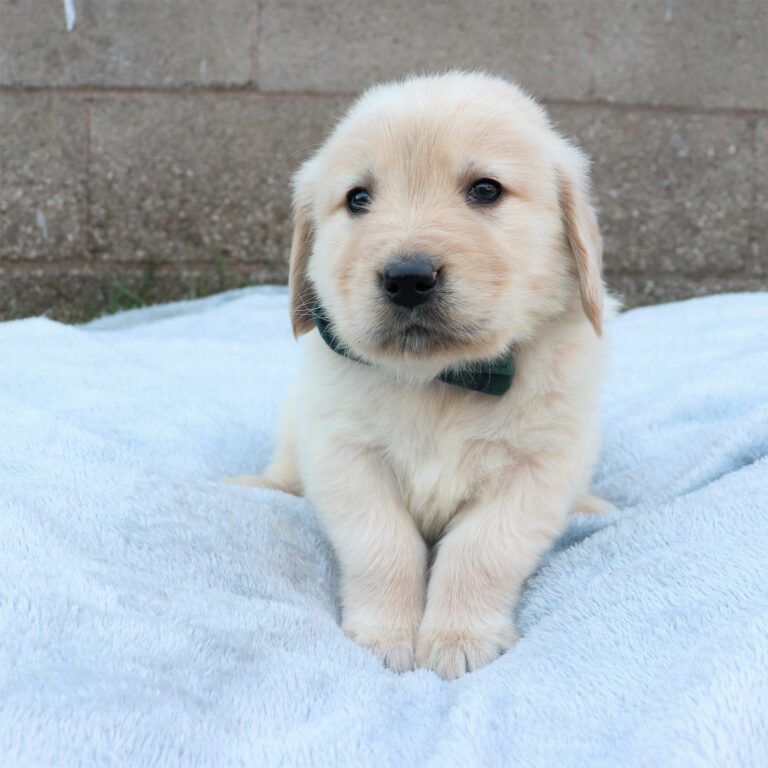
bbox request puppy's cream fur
[232,72,616,679]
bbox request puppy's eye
[346,187,372,214]
[467,179,502,206]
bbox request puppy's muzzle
[382,255,438,309]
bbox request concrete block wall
[1,0,766,320]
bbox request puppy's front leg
[308,447,427,673]
[415,456,575,679]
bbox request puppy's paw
[574,492,615,516]
[222,473,271,487]
[343,624,415,674]
[415,622,518,680]
[222,474,297,494]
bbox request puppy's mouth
[363,302,483,357]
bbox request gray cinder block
[0,94,84,265]
[0,0,253,86]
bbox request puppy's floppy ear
[555,147,604,336]
[288,161,317,338]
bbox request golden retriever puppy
[231,71,615,679]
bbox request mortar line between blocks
[81,99,91,262]
[250,0,260,87]
[746,119,765,273]
[2,258,760,283]
[587,0,598,99]
[0,84,767,118]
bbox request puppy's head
[289,72,603,380]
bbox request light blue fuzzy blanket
[2,288,767,767]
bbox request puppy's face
[290,73,603,379]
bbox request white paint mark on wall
[36,211,49,240]
[63,0,76,31]
[200,59,207,76]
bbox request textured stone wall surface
[1,0,766,320]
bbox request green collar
[312,304,514,396]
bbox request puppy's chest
[371,397,514,539]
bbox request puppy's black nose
[382,257,438,309]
